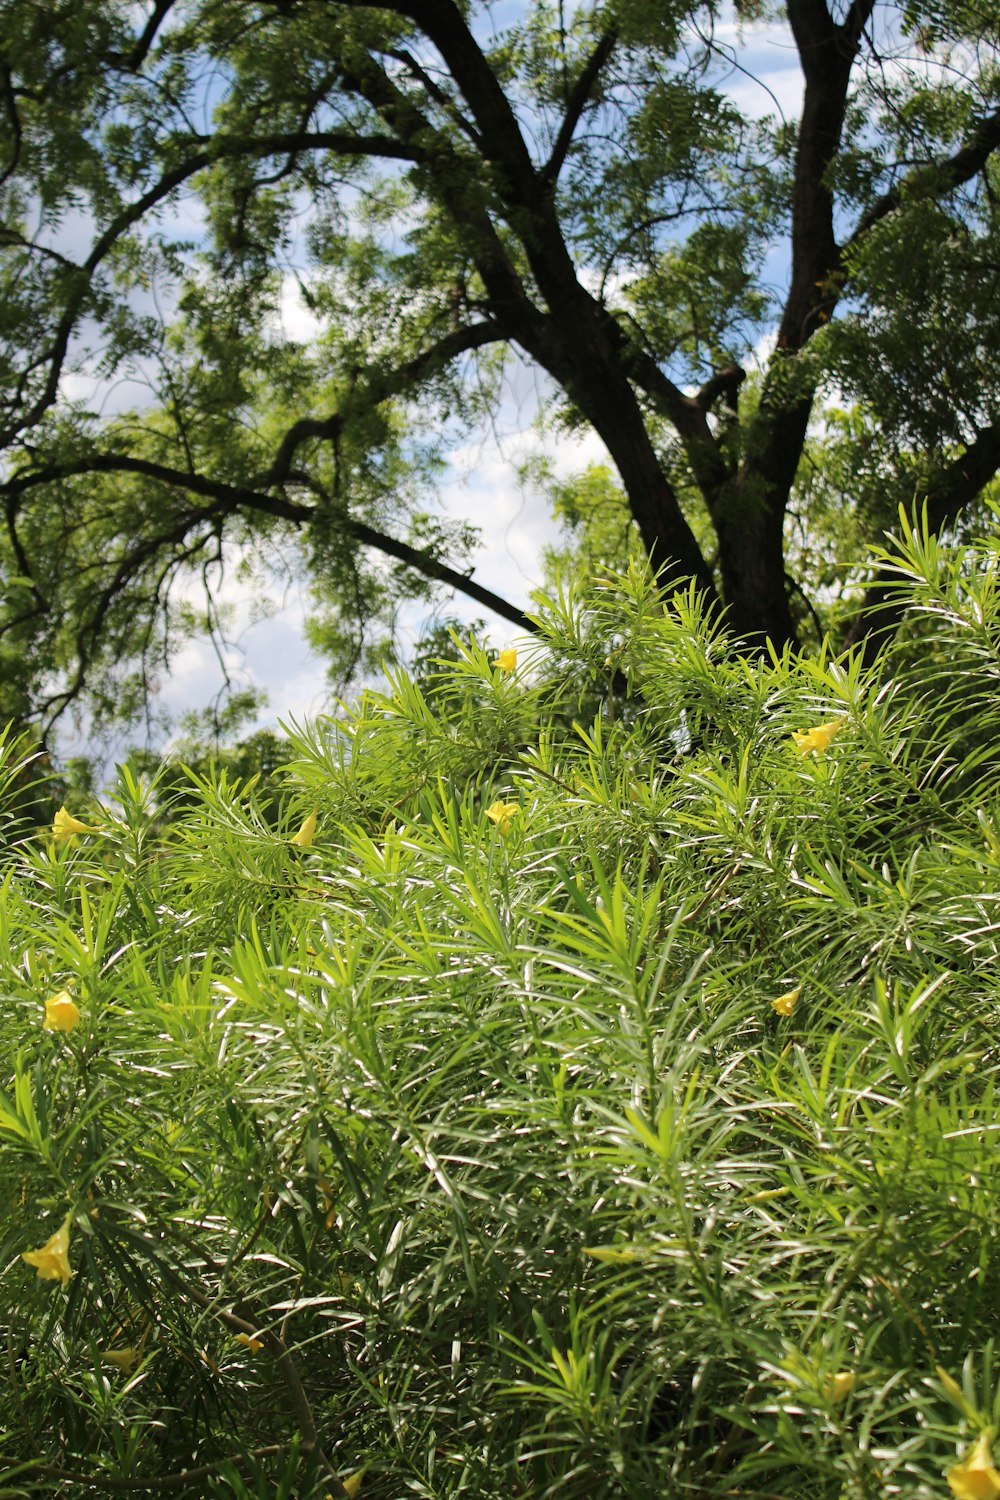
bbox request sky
[53,3,807,770]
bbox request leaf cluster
[4,545,1000,1495]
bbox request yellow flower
[772,983,802,1017]
[496,647,517,674]
[43,990,80,1032]
[102,1347,138,1373]
[290,810,318,848]
[22,1214,73,1286]
[791,717,846,755]
[485,800,518,835]
[234,1332,264,1353]
[825,1371,856,1403]
[52,805,95,841]
[325,1471,366,1500]
[948,1433,1000,1500]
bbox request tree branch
[845,105,1000,250]
[112,0,178,73]
[0,130,427,450]
[266,319,508,487]
[383,46,483,146]
[3,450,533,681]
[621,342,733,502]
[843,418,1000,664]
[542,29,618,186]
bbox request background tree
[1,0,999,728]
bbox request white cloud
[275,274,325,344]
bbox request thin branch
[384,46,483,146]
[542,29,618,186]
[265,318,508,486]
[4,448,532,657]
[0,130,427,449]
[26,1448,285,1493]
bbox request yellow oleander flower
[485,800,518,835]
[52,806,95,841]
[496,647,517,674]
[325,1470,366,1500]
[290,810,318,847]
[948,1433,1000,1500]
[772,984,802,1017]
[102,1347,138,1373]
[825,1371,856,1403]
[22,1214,73,1286]
[43,990,80,1032]
[791,717,846,755]
[234,1332,264,1353]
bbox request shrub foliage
[4,522,1000,1497]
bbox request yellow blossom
[102,1347,138,1373]
[43,990,80,1032]
[22,1214,73,1286]
[325,1470,366,1500]
[825,1371,856,1403]
[791,717,846,755]
[485,800,518,835]
[496,647,517,674]
[290,810,318,848]
[52,805,95,841]
[948,1433,1000,1500]
[772,984,802,1017]
[234,1332,264,1353]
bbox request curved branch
[0,130,427,449]
[111,0,179,73]
[4,450,532,669]
[845,105,1000,251]
[266,318,508,486]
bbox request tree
[1,0,999,726]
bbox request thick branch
[777,0,874,351]
[846,105,1000,250]
[623,343,733,502]
[695,363,746,414]
[112,0,178,73]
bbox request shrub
[4,534,1000,1497]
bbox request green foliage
[3,0,1000,716]
[5,551,1000,1494]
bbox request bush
[4,533,1000,1497]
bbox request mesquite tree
[1,0,998,722]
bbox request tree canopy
[1,0,999,727]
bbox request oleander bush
[5,520,1000,1498]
